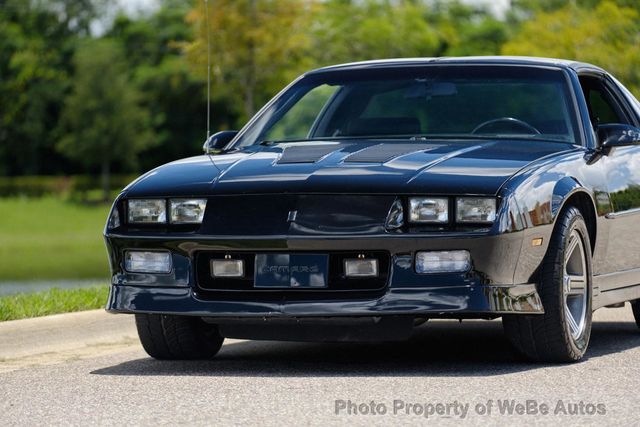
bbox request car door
[579,73,640,274]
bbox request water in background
[0,280,106,296]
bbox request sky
[116,0,511,17]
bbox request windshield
[232,65,580,147]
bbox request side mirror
[203,130,238,154]
[597,123,640,154]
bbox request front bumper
[104,232,544,317]
[107,282,542,316]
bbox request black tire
[135,314,224,360]
[632,300,640,329]
[503,205,593,362]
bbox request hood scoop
[344,143,440,163]
[277,144,348,164]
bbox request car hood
[124,139,575,197]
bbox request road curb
[0,309,138,361]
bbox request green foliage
[312,0,441,64]
[0,286,109,321]
[0,175,136,198]
[611,184,640,212]
[0,198,111,280]
[56,38,154,200]
[503,1,640,95]
[186,0,317,120]
[108,1,220,170]
[3,0,640,179]
[0,0,106,176]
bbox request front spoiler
[106,283,544,317]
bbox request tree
[185,0,317,122]
[312,0,441,65]
[425,0,508,57]
[0,0,105,176]
[503,1,640,95]
[108,0,228,171]
[57,39,154,201]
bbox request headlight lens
[128,199,166,224]
[456,197,497,223]
[409,197,448,223]
[170,199,207,224]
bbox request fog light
[211,259,244,278]
[415,250,471,273]
[125,251,172,273]
[344,258,379,277]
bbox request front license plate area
[254,254,328,288]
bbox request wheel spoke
[565,303,580,335]
[567,274,586,295]
[565,236,579,260]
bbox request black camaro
[104,57,640,362]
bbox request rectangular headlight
[415,250,471,274]
[170,199,207,224]
[409,197,448,223]
[456,197,497,223]
[125,251,172,273]
[128,199,166,224]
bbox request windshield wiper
[258,139,313,146]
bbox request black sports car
[104,57,640,362]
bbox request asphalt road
[1,306,639,426]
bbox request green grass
[0,197,111,280]
[0,286,109,321]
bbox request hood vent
[344,143,440,163]
[277,144,347,164]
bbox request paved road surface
[1,306,639,426]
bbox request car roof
[308,56,605,74]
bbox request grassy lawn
[0,198,111,281]
[0,286,109,321]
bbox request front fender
[498,150,610,283]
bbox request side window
[579,75,630,126]
[588,90,620,124]
[609,75,640,124]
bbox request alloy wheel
[563,229,588,340]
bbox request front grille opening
[194,251,390,297]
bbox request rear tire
[632,301,640,328]
[503,206,593,362]
[135,314,224,360]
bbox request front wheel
[135,314,224,360]
[503,206,593,362]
